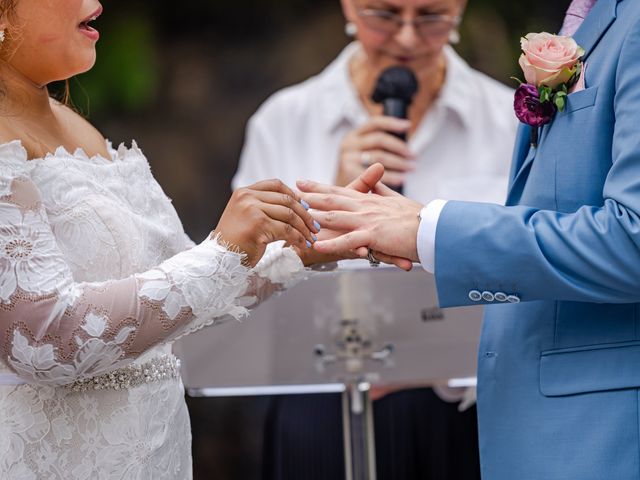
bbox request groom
[299,0,640,478]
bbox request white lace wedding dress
[0,140,306,479]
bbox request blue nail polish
[306,240,312,249]
[312,234,318,242]
[300,199,310,210]
[313,220,321,231]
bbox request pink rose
[519,32,584,89]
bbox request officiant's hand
[297,175,423,265]
[214,179,319,267]
[335,116,415,188]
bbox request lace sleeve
[242,241,309,309]
[0,168,252,386]
[183,233,197,249]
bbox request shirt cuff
[416,199,448,273]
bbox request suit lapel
[506,0,620,204]
[573,0,619,63]
[507,125,532,187]
[506,134,535,205]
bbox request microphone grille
[371,66,419,104]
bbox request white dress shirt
[233,42,518,269]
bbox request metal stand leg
[342,382,377,480]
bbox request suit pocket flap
[561,86,598,114]
[540,341,640,396]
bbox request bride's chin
[78,62,97,76]
[74,53,97,75]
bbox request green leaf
[566,62,583,90]
[538,85,553,102]
[540,89,550,103]
[70,14,158,115]
[555,96,566,111]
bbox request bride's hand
[215,179,319,267]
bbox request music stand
[176,264,483,480]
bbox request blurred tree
[460,0,570,78]
[72,11,158,116]
[58,0,571,119]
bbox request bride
[0,0,396,478]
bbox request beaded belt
[0,355,180,391]
[67,355,181,392]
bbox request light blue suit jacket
[434,1,640,478]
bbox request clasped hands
[297,163,423,272]
[214,163,421,270]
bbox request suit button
[482,291,495,302]
[468,290,482,302]
[506,295,521,304]
[494,292,508,302]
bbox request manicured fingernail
[312,234,318,242]
[300,199,310,210]
[313,220,321,231]
[306,240,312,249]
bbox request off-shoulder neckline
[0,138,144,164]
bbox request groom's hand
[346,162,385,192]
[296,164,413,270]
[347,171,414,269]
[297,173,422,267]
[296,164,384,266]
[341,164,414,271]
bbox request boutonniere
[513,32,585,147]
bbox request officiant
[232,0,517,478]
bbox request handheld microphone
[371,66,418,192]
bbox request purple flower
[514,84,557,127]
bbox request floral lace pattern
[0,141,306,479]
[0,376,191,480]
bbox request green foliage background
[66,0,569,118]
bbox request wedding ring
[367,248,380,267]
[361,151,373,167]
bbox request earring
[449,29,460,44]
[345,22,358,37]
[0,30,5,43]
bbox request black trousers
[262,388,481,480]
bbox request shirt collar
[318,43,478,133]
[436,45,477,130]
[319,42,367,132]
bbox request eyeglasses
[356,8,461,38]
